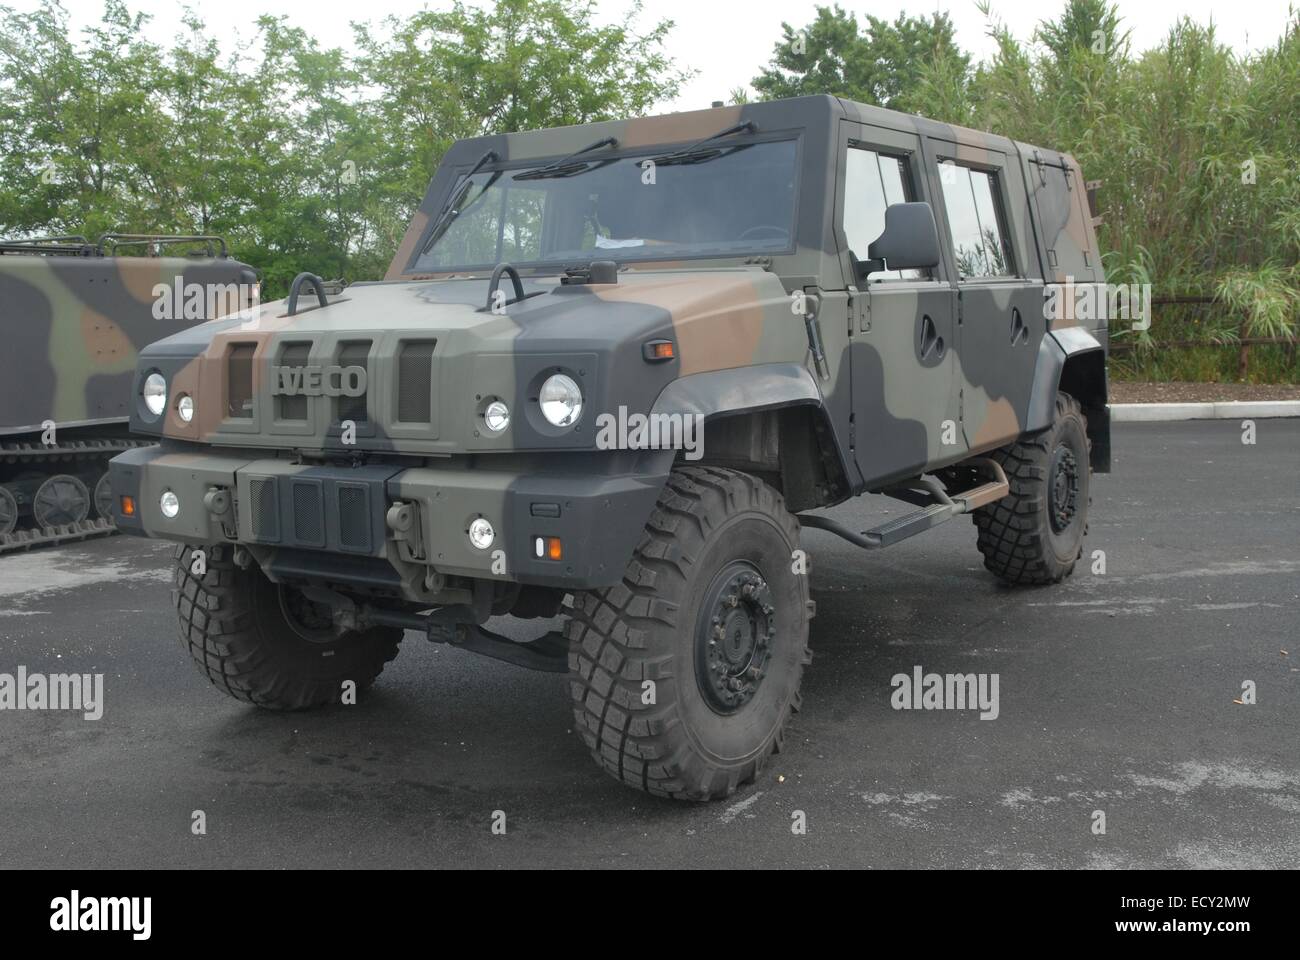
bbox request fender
[650,362,823,421]
[650,362,855,507]
[1024,326,1110,472]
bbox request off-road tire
[566,466,813,801]
[172,543,401,710]
[974,392,1091,585]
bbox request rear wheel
[974,392,1091,584]
[172,544,401,710]
[566,466,813,800]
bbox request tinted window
[939,163,1013,278]
[843,146,923,280]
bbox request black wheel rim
[277,586,340,644]
[0,487,17,536]
[696,561,775,714]
[93,473,113,519]
[1048,444,1080,534]
[32,474,90,527]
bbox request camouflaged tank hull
[0,246,257,549]
[109,94,1108,603]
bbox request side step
[798,459,1009,551]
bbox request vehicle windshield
[412,139,798,271]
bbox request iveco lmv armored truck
[109,96,1109,799]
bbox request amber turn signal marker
[547,537,563,560]
[120,495,136,517]
[642,339,675,362]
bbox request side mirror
[855,201,941,280]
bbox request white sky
[22,0,1298,113]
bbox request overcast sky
[16,0,1296,113]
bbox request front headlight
[143,372,167,417]
[539,374,582,427]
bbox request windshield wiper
[420,149,499,255]
[513,137,619,181]
[647,121,757,167]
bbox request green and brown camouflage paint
[110,95,1108,597]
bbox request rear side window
[939,163,1014,278]
[843,145,924,280]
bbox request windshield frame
[407,129,805,274]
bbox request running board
[798,459,1009,550]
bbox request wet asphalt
[0,419,1296,869]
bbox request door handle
[1010,307,1029,346]
[919,314,945,360]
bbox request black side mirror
[855,201,942,280]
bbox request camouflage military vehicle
[0,234,257,551]
[109,96,1108,799]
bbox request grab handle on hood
[287,272,329,316]
[486,263,526,312]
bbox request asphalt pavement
[1,419,1296,868]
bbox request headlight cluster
[141,372,196,423]
[142,372,167,417]
[539,373,582,427]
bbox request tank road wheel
[172,544,401,711]
[32,474,90,527]
[0,486,17,536]
[566,466,813,801]
[93,472,114,520]
[974,392,1091,585]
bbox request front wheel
[566,467,813,800]
[172,544,401,710]
[974,391,1091,584]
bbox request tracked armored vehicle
[110,97,1109,799]
[0,235,256,551]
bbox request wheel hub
[1048,444,1080,533]
[696,562,775,713]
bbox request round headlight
[143,372,167,417]
[539,374,582,427]
[176,394,195,423]
[483,400,510,433]
[159,490,180,519]
[468,517,495,550]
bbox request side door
[927,138,1043,452]
[838,122,962,489]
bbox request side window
[938,162,1014,279]
[843,145,925,280]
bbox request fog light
[177,394,195,422]
[483,399,510,433]
[468,517,494,550]
[159,490,180,519]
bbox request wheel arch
[650,363,852,512]
[1025,328,1111,473]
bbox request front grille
[336,341,370,424]
[277,342,311,421]
[249,477,279,541]
[337,484,370,552]
[226,344,255,419]
[397,340,437,423]
[291,480,324,547]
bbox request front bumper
[109,445,665,591]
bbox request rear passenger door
[839,122,961,489]
[927,139,1043,452]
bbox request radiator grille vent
[291,481,324,547]
[336,341,370,425]
[277,342,311,421]
[337,485,370,552]
[397,340,437,423]
[249,477,279,541]
[226,344,256,419]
